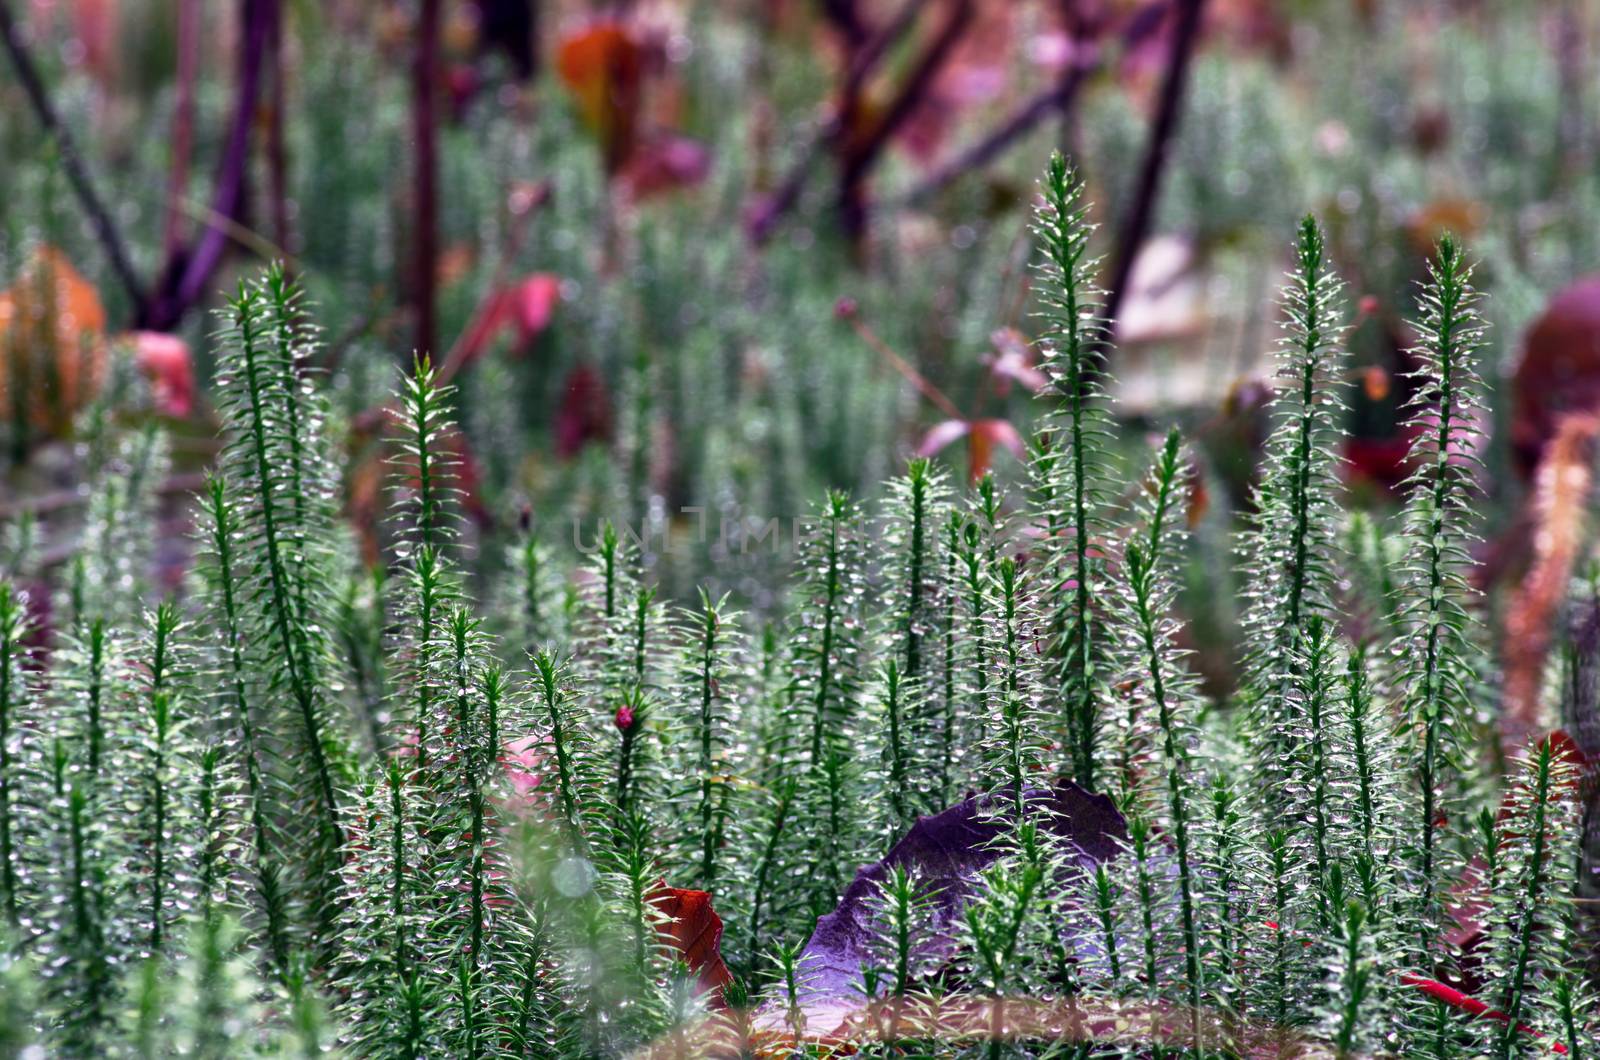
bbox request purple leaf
[782,783,1125,1029]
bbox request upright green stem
[0,587,23,926]
[231,293,340,846]
[1496,745,1556,1058]
[85,617,105,778]
[746,777,796,980]
[203,477,290,974]
[147,692,170,952]
[534,654,584,848]
[807,503,844,768]
[1302,620,1334,927]
[882,662,910,829]
[697,603,719,882]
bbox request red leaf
[554,363,612,458]
[456,290,514,366]
[649,887,732,1001]
[1400,974,1565,1053]
[1514,274,1600,476]
[456,273,563,367]
[618,134,712,201]
[1343,431,1417,491]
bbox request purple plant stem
[1100,0,1207,348]
[899,0,1173,208]
[141,0,277,331]
[265,2,291,256]
[902,64,1095,208]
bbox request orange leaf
[969,418,1026,481]
[916,418,1024,481]
[0,245,109,435]
[556,22,643,173]
[648,887,732,1001]
[1406,197,1486,256]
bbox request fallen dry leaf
[649,886,733,1000]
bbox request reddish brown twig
[0,472,209,523]
[163,0,201,258]
[413,0,443,358]
[902,61,1096,208]
[818,0,870,49]
[836,0,975,239]
[745,0,926,244]
[840,306,964,421]
[1099,0,1207,348]
[0,0,147,319]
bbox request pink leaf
[916,419,971,458]
[129,331,195,418]
[986,328,1048,394]
[500,735,543,799]
[510,273,561,341]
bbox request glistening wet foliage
[0,154,1594,1057]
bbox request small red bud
[834,296,858,320]
[614,704,635,731]
[1358,294,1380,317]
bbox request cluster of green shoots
[0,155,1590,1057]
